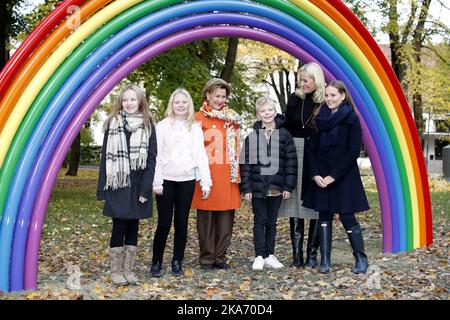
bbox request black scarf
[315,102,352,152]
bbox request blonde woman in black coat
[303,80,369,274]
[280,62,325,268]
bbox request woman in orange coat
[191,78,243,270]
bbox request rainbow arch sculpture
[0,0,432,292]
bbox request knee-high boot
[346,224,369,274]
[318,220,332,274]
[304,219,320,268]
[108,247,127,285]
[123,245,138,284]
[289,218,304,268]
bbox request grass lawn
[2,170,448,300]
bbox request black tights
[319,212,358,230]
[110,218,139,247]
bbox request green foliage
[6,0,30,39]
[80,126,94,146]
[80,145,101,165]
[402,43,450,117]
[127,39,258,121]
[14,0,60,42]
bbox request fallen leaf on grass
[206,287,218,297]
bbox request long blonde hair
[165,88,195,129]
[103,83,154,135]
[295,62,326,104]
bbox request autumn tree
[128,38,257,122]
[344,0,449,138]
[0,0,32,70]
[238,40,300,113]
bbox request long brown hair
[103,83,154,135]
[312,80,357,131]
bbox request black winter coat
[97,124,157,219]
[240,115,298,199]
[302,111,369,213]
[283,92,319,201]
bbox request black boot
[304,219,320,268]
[150,261,163,277]
[171,260,184,276]
[289,218,304,268]
[318,220,332,274]
[346,224,369,274]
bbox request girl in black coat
[303,80,369,274]
[240,97,298,270]
[97,84,157,285]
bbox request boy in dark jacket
[240,97,298,271]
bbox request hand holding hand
[313,175,327,188]
[323,176,335,186]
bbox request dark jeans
[152,179,195,262]
[319,211,358,230]
[252,195,282,258]
[110,218,139,247]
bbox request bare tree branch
[422,45,450,66]
[401,0,418,45]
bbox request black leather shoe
[150,261,163,277]
[213,262,230,270]
[171,260,184,276]
[200,264,215,270]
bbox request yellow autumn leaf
[184,268,194,277]
[239,280,251,290]
[206,287,217,297]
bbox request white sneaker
[252,256,265,270]
[264,255,284,269]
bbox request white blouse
[153,117,212,191]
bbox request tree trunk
[0,0,7,70]
[411,0,431,140]
[66,133,81,176]
[269,73,282,107]
[412,92,424,138]
[277,70,286,112]
[388,0,406,84]
[220,38,238,82]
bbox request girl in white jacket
[150,88,212,277]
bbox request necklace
[300,99,314,129]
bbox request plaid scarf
[104,111,148,190]
[200,102,243,183]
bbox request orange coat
[191,111,241,211]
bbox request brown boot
[108,247,127,285]
[123,245,138,284]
